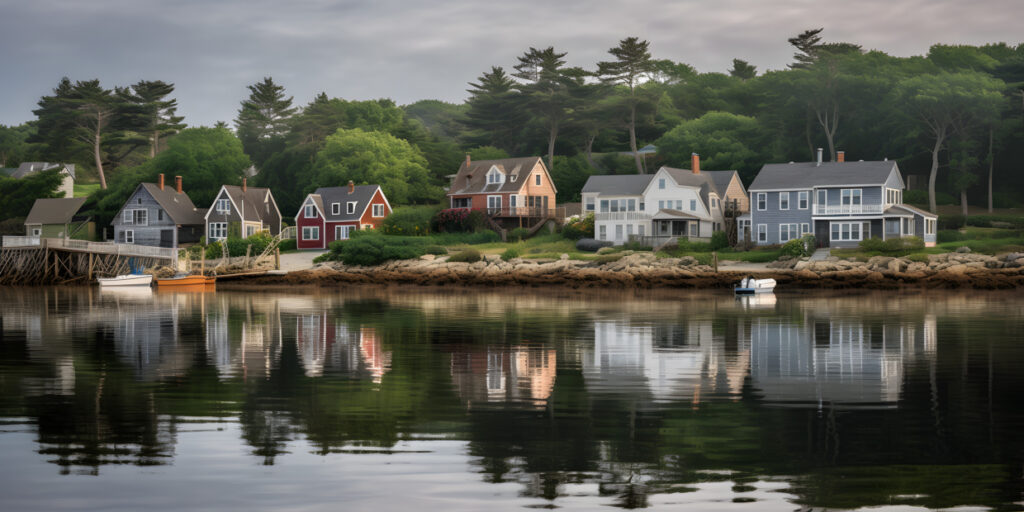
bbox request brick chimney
[242,177,247,192]
[158,173,165,190]
[175,175,182,193]
[691,153,700,174]
[348,180,355,194]
[837,151,845,163]
[465,154,471,168]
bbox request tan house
[446,156,558,225]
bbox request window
[123,209,132,224]
[372,204,385,217]
[124,230,134,244]
[885,219,900,235]
[32,228,41,236]
[246,225,256,237]
[639,201,645,211]
[841,189,862,206]
[712,198,718,208]
[216,198,230,213]
[598,225,607,240]
[487,195,502,212]
[600,200,609,212]
[209,222,227,240]
[798,191,809,210]
[335,225,352,240]
[757,224,767,242]
[137,198,142,205]
[123,209,147,225]
[615,224,623,240]
[801,223,810,235]
[452,197,471,209]
[487,168,504,184]
[638,224,645,236]
[626,224,634,236]
[535,174,541,186]
[690,199,697,211]
[779,192,790,210]
[780,223,799,242]
[302,226,320,240]
[926,219,936,235]
[757,193,767,211]
[304,204,316,218]
[658,179,665,189]
[158,209,164,221]
[817,189,827,207]
[510,195,518,208]
[690,223,698,237]
[332,203,340,215]
[609,200,619,213]
[585,198,595,212]
[657,200,664,209]
[347,201,357,214]
[830,222,864,242]
[627,199,636,211]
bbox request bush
[447,248,481,263]
[501,248,520,261]
[0,217,26,236]
[710,231,729,250]
[937,230,966,243]
[278,239,297,252]
[423,245,448,255]
[382,205,439,236]
[780,235,815,259]
[323,235,425,266]
[431,208,488,233]
[965,215,1024,229]
[938,214,966,230]
[903,189,929,206]
[561,214,594,240]
[858,236,924,254]
[576,238,613,252]
[509,227,531,241]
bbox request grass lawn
[449,233,604,260]
[74,183,101,197]
[831,228,1024,261]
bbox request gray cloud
[0,0,1021,127]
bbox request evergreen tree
[117,80,186,157]
[729,59,758,80]
[597,37,656,173]
[235,77,296,167]
[512,46,583,171]
[462,67,525,152]
[788,28,824,69]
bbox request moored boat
[735,276,776,295]
[97,274,154,287]
[154,274,216,287]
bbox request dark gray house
[111,174,205,248]
[743,151,938,248]
[204,179,282,241]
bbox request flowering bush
[431,208,487,233]
[561,213,594,240]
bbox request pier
[0,237,178,285]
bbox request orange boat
[154,274,217,287]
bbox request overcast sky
[1,0,1020,127]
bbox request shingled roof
[24,197,87,225]
[448,156,549,195]
[138,183,205,225]
[308,185,385,222]
[581,174,654,195]
[749,161,899,191]
[12,162,76,179]
[219,184,278,223]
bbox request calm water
[1,286,1023,511]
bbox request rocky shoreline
[223,250,1024,290]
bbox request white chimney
[816,148,823,167]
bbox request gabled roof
[308,185,385,222]
[581,174,653,195]
[448,157,546,195]
[888,204,937,218]
[652,208,704,221]
[701,170,741,197]
[210,184,279,223]
[24,197,87,225]
[749,161,899,191]
[12,162,75,179]
[661,167,718,211]
[137,183,204,225]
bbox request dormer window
[347,201,357,214]
[486,166,504,185]
[332,203,340,215]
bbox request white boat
[97,274,153,287]
[735,276,775,295]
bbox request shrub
[710,231,729,250]
[965,215,1024,229]
[561,214,594,240]
[938,214,966,230]
[903,189,929,206]
[576,238,613,252]
[431,208,488,233]
[858,236,924,254]
[501,248,520,261]
[423,245,448,255]
[447,248,482,263]
[204,241,223,259]
[324,235,425,266]
[509,227,531,241]
[937,230,966,243]
[278,239,297,252]
[780,235,815,259]
[382,205,439,236]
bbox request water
[1,286,1023,511]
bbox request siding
[722,175,749,212]
[884,168,904,190]
[296,198,325,250]
[358,189,391,228]
[749,190,813,245]
[112,187,182,248]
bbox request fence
[1,236,40,247]
[2,237,177,261]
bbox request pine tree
[729,59,758,80]
[235,77,296,166]
[512,47,581,170]
[597,37,655,173]
[462,67,526,152]
[117,80,186,157]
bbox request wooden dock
[0,237,178,285]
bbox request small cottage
[111,174,205,248]
[295,181,391,250]
[204,178,282,241]
[24,197,93,240]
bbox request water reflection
[0,287,1022,511]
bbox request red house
[294,181,392,250]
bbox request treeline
[2,28,1023,224]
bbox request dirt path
[277,251,326,272]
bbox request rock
[793,260,809,271]
[560,253,569,261]
[867,256,894,270]
[679,256,697,267]
[1005,252,1023,262]
[419,254,436,261]
[956,246,972,253]
[484,254,501,262]
[887,259,908,273]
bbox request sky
[0,0,1021,127]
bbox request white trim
[208,222,227,240]
[346,201,357,214]
[757,223,767,242]
[294,195,326,222]
[335,224,353,240]
[779,191,790,210]
[486,194,502,212]
[355,187,391,221]
[332,202,340,215]
[756,193,767,211]
[302,226,320,241]
[124,229,134,244]
[372,204,384,218]
[829,221,866,242]
[798,191,809,210]
[204,186,240,221]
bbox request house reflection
[450,344,557,409]
[749,314,938,408]
[203,295,283,380]
[294,312,392,382]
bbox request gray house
[111,174,205,248]
[204,179,282,241]
[743,152,937,248]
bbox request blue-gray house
[742,153,937,248]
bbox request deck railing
[487,207,566,219]
[1,236,41,247]
[595,211,652,222]
[813,204,884,215]
[2,237,176,260]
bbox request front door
[160,229,174,248]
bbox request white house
[580,155,735,245]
